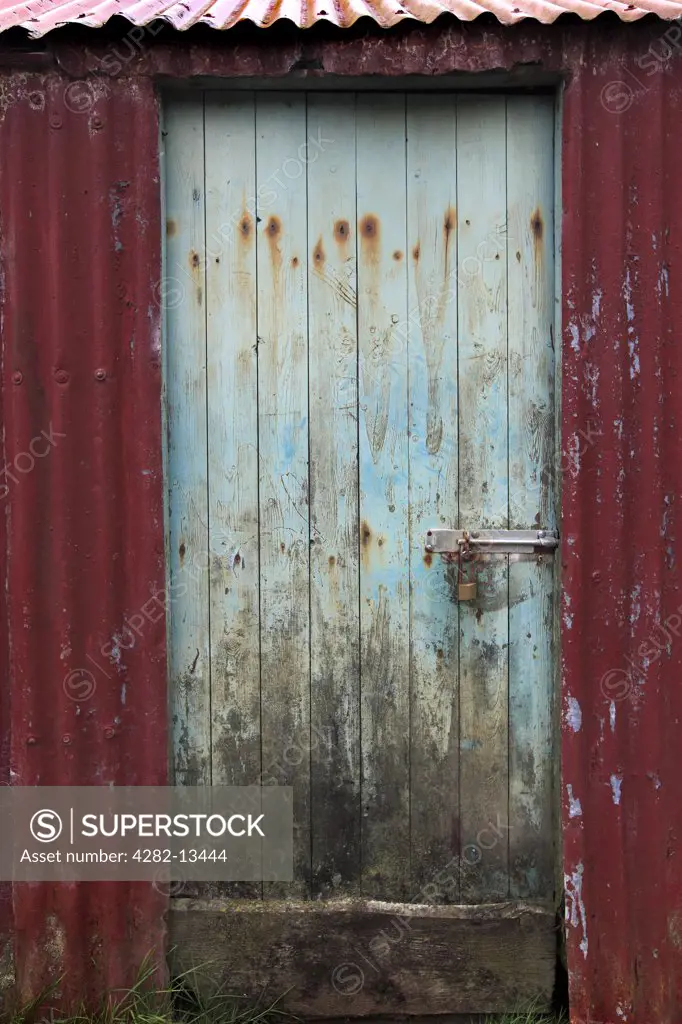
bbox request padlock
[457,534,477,601]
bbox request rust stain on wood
[530,207,543,240]
[313,237,325,269]
[443,207,456,279]
[530,207,544,262]
[443,207,457,243]
[266,214,282,272]
[360,520,373,570]
[360,214,380,263]
[188,247,203,305]
[334,219,350,245]
[239,212,253,240]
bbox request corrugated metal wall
[0,18,681,1023]
[0,74,167,1005]
[562,46,682,1024]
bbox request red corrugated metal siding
[562,51,682,1024]
[0,74,168,1005]
[0,314,10,1006]
[1,18,682,1022]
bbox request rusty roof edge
[0,0,679,38]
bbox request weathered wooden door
[163,91,558,1015]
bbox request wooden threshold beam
[169,898,556,1018]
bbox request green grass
[484,1013,568,1023]
[1,957,568,1024]
[1,957,297,1024]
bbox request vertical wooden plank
[256,94,310,898]
[307,94,361,898]
[356,94,410,901]
[507,96,556,899]
[204,95,261,802]
[406,96,460,899]
[164,97,210,786]
[456,96,509,901]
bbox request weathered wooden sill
[169,898,556,1018]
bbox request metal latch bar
[424,529,559,554]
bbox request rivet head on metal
[11,371,23,385]
[26,735,38,746]
[104,727,115,740]
[94,368,107,381]
[92,116,104,130]
[62,734,72,745]
[50,115,62,129]
[54,369,69,384]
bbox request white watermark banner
[0,786,292,882]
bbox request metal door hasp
[424,529,559,554]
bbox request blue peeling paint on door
[164,91,556,904]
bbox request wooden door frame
[161,80,563,1018]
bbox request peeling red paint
[561,48,682,1023]
[0,15,680,1024]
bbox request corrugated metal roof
[1,0,682,37]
